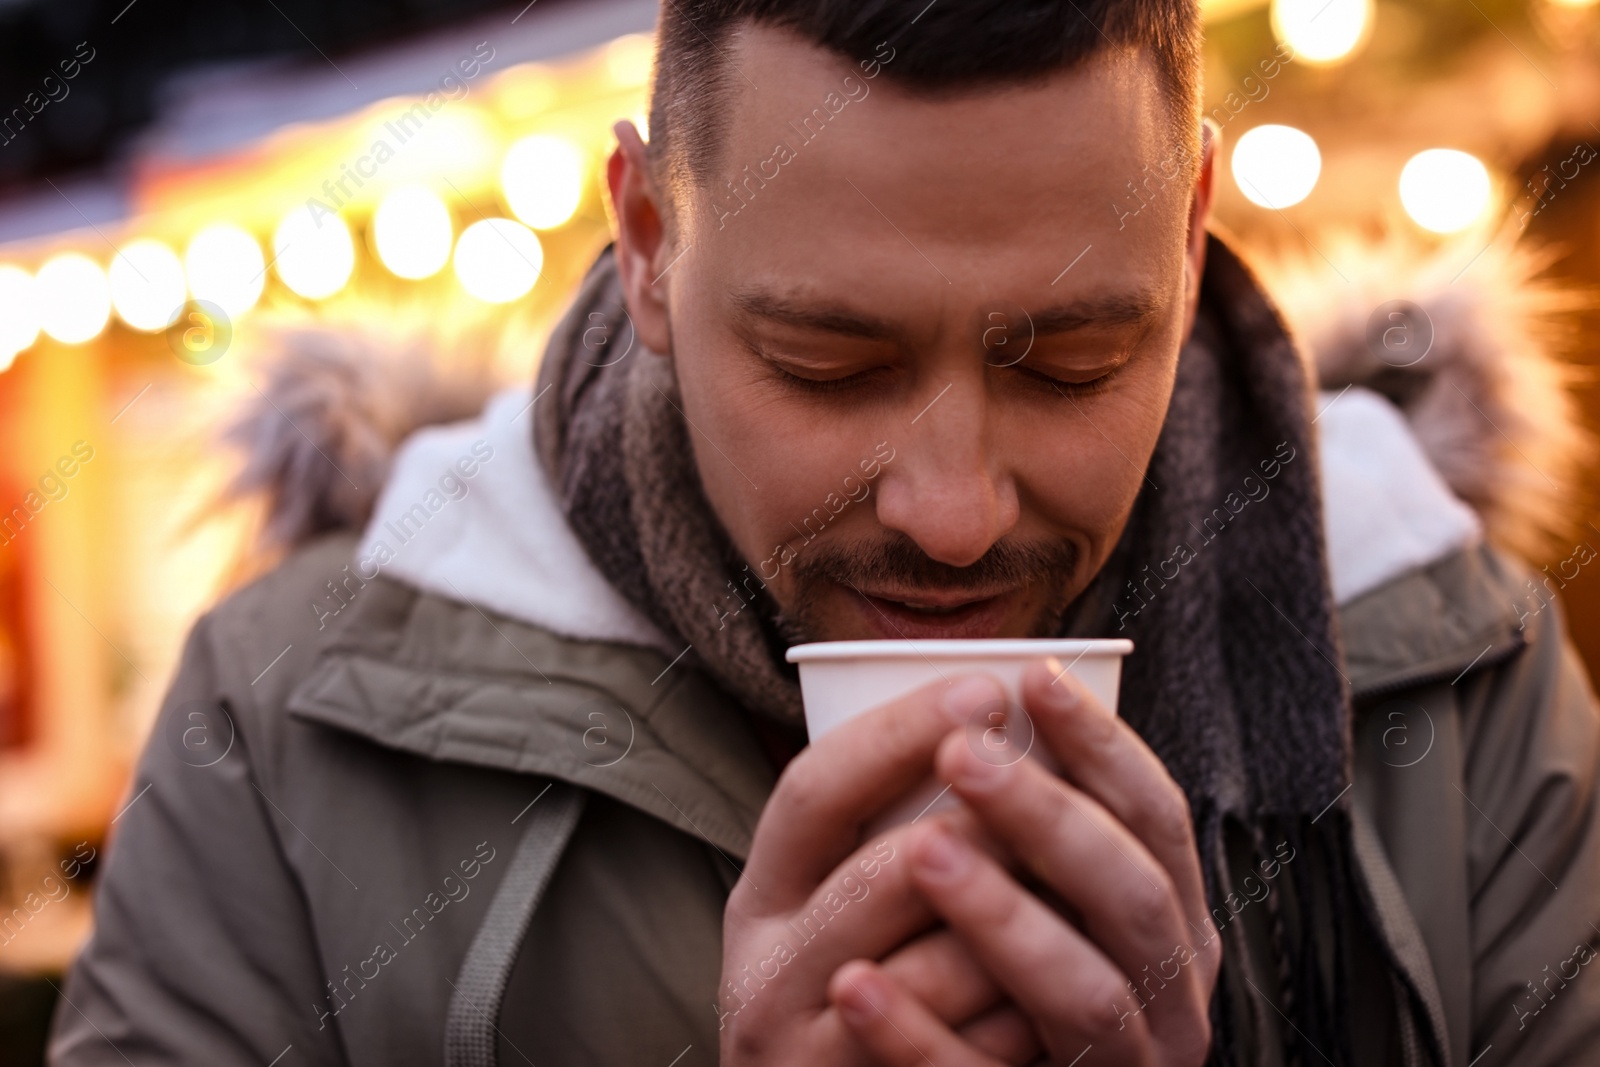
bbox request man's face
[619,26,1209,642]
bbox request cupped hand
[719,674,1044,1066]
[829,658,1221,1067]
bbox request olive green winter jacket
[47,511,1600,1066]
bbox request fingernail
[1042,658,1103,715]
[1041,657,1078,704]
[941,675,1004,724]
[837,974,884,1024]
[913,826,972,882]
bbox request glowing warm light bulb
[0,265,39,362]
[274,205,355,299]
[186,224,266,317]
[110,239,187,331]
[1231,124,1322,209]
[36,254,111,345]
[1400,149,1493,234]
[501,135,586,229]
[374,186,454,280]
[1271,0,1372,64]
[454,218,543,303]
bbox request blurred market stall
[0,0,657,1057]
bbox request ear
[1180,119,1219,341]
[606,119,675,356]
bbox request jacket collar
[284,574,775,860]
[1339,541,1527,702]
[353,387,678,657]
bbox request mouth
[849,585,1018,640]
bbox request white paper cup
[785,638,1135,828]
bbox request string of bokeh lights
[0,127,594,368]
[1,0,1595,371]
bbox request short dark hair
[647,0,1203,207]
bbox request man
[50,1,1600,1065]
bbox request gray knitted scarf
[534,235,1390,1067]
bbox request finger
[958,1005,1045,1065]
[872,928,1045,1063]
[742,673,1004,907]
[880,928,1007,1024]
[730,811,1003,995]
[934,730,1214,1048]
[1024,658,1214,953]
[935,728,1196,991]
[756,827,934,993]
[830,960,1012,1067]
[906,822,1157,1058]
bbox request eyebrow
[1027,293,1165,335]
[729,288,900,341]
[728,286,1165,342]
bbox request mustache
[788,532,1080,598]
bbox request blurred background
[0,0,1597,1060]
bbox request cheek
[1010,358,1175,545]
[670,335,877,591]
[1012,419,1128,534]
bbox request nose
[872,387,1020,568]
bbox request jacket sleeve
[49,613,347,1067]
[1462,589,1600,1066]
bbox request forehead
[678,24,1192,312]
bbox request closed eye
[1009,360,1125,399]
[746,340,896,397]
[771,363,894,395]
[748,339,1126,400]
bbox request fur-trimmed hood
[1260,230,1591,563]
[218,233,1592,582]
